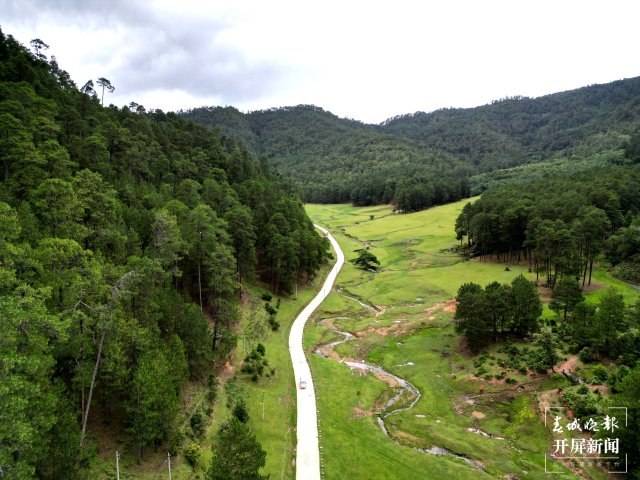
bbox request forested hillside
[183,105,473,209]
[184,78,640,211]
[383,79,640,166]
[0,29,328,478]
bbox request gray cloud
[1,0,287,105]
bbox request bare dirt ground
[353,299,456,338]
[352,406,375,418]
[555,355,579,373]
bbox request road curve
[289,224,344,480]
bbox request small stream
[315,308,481,469]
[340,290,379,313]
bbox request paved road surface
[289,225,344,480]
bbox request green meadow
[305,200,637,480]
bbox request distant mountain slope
[184,105,471,208]
[382,77,640,166]
[182,77,640,209]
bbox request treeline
[455,165,640,288]
[0,29,328,478]
[184,78,640,212]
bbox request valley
[2,21,640,480]
[303,201,639,479]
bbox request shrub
[261,291,273,302]
[562,389,598,417]
[268,316,280,331]
[579,347,594,363]
[207,375,219,403]
[184,442,201,468]
[190,410,206,438]
[525,348,549,373]
[592,365,608,384]
[233,400,250,423]
[265,303,277,315]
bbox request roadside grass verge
[205,262,332,480]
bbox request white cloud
[2,0,639,123]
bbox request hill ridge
[183,77,640,210]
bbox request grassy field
[305,200,638,480]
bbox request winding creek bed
[314,294,486,469]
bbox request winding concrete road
[289,225,344,480]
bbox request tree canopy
[0,27,328,477]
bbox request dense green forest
[455,164,640,286]
[0,29,329,478]
[183,78,640,211]
[182,105,473,209]
[453,163,640,474]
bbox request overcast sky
[2,0,639,124]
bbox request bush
[525,348,549,373]
[207,375,219,403]
[233,400,250,423]
[261,291,273,302]
[579,347,594,363]
[168,425,186,456]
[592,365,608,384]
[184,442,201,468]
[190,410,206,438]
[562,389,598,417]
[225,376,246,409]
[612,261,640,284]
[268,316,280,331]
[507,357,522,370]
[265,303,277,315]
[241,347,270,380]
[609,365,631,393]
